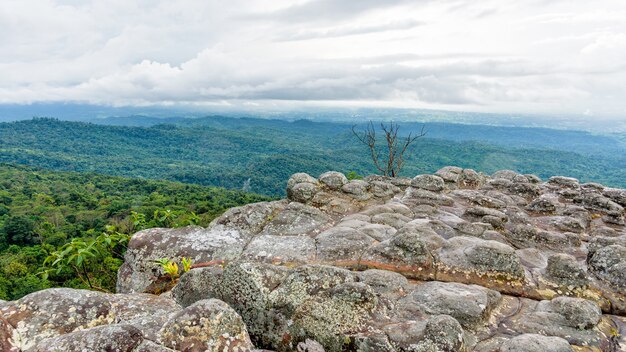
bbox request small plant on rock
[154,258,180,280]
[181,257,193,273]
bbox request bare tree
[351,121,426,177]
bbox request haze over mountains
[1,103,625,133]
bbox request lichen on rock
[4,167,626,351]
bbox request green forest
[0,163,270,300]
[1,117,624,196]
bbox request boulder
[159,298,253,351]
[318,171,348,190]
[289,182,321,203]
[545,253,589,287]
[32,324,144,352]
[396,281,501,329]
[588,244,626,289]
[550,296,602,330]
[411,174,445,191]
[341,180,370,200]
[500,334,573,352]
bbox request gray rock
[397,281,501,329]
[371,212,412,229]
[402,188,454,206]
[548,176,580,189]
[357,269,409,296]
[542,216,586,233]
[500,334,573,352]
[243,234,317,264]
[261,202,332,237]
[133,340,177,352]
[117,225,245,293]
[315,227,375,262]
[213,261,289,347]
[0,288,181,351]
[420,315,465,352]
[525,174,542,183]
[459,168,485,189]
[159,298,253,351]
[0,316,17,352]
[588,244,626,289]
[369,180,401,198]
[550,296,601,330]
[451,189,507,209]
[411,174,445,191]
[0,288,115,350]
[297,339,326,352]
[579,192,623,213]
[287,172,318,189]
[492,170,521,181]
[341,180,370,200]
[171,266,223,307]
[361,227,435,275]
[507,181,541,198]
[318,171,348,190]
[545,253,589,287]
[290,182,321,203]
[32,324,144,352]
[464,240,524,277]
[436,166,463,183]
[526,195,560,213]
[211,200,287,236]
[359,223,397,242]
[464,206,508,222]
[603,187,626,207]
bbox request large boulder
[159,299,253,351]
[588,244,626,289]
[0,288,182,351]
[396,281,501,329]
[500,334,573,352]
[32,324,144,352]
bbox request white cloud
[0,0,626,119]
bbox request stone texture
[7,167,626,352]
[411,174,445,191]
[159,298,253,351]
[500,334,573,352]
[32,324,144,352]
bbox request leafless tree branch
[352,121,426,177]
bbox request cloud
[276,19,423,41]
[0,0,626,119]
[253,0,417,22]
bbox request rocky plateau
[2,166,626,351]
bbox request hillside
[0,117,624,196]
[0,163,270,300]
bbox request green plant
[153,209,177,227]
[130,211,147,231]
[346,171,363,180]
[154,258,181,280]
[181,257,193,272]
[43,231,130,292]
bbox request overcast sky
[1,0,626,119]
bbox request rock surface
[3,167,626,351]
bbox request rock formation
[2,167,626,351]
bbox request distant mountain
[1,117,624,195]
[2,103,625,133]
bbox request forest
[0,117,624,196]
[0,163,270,300]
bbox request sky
[1,0,626,120]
